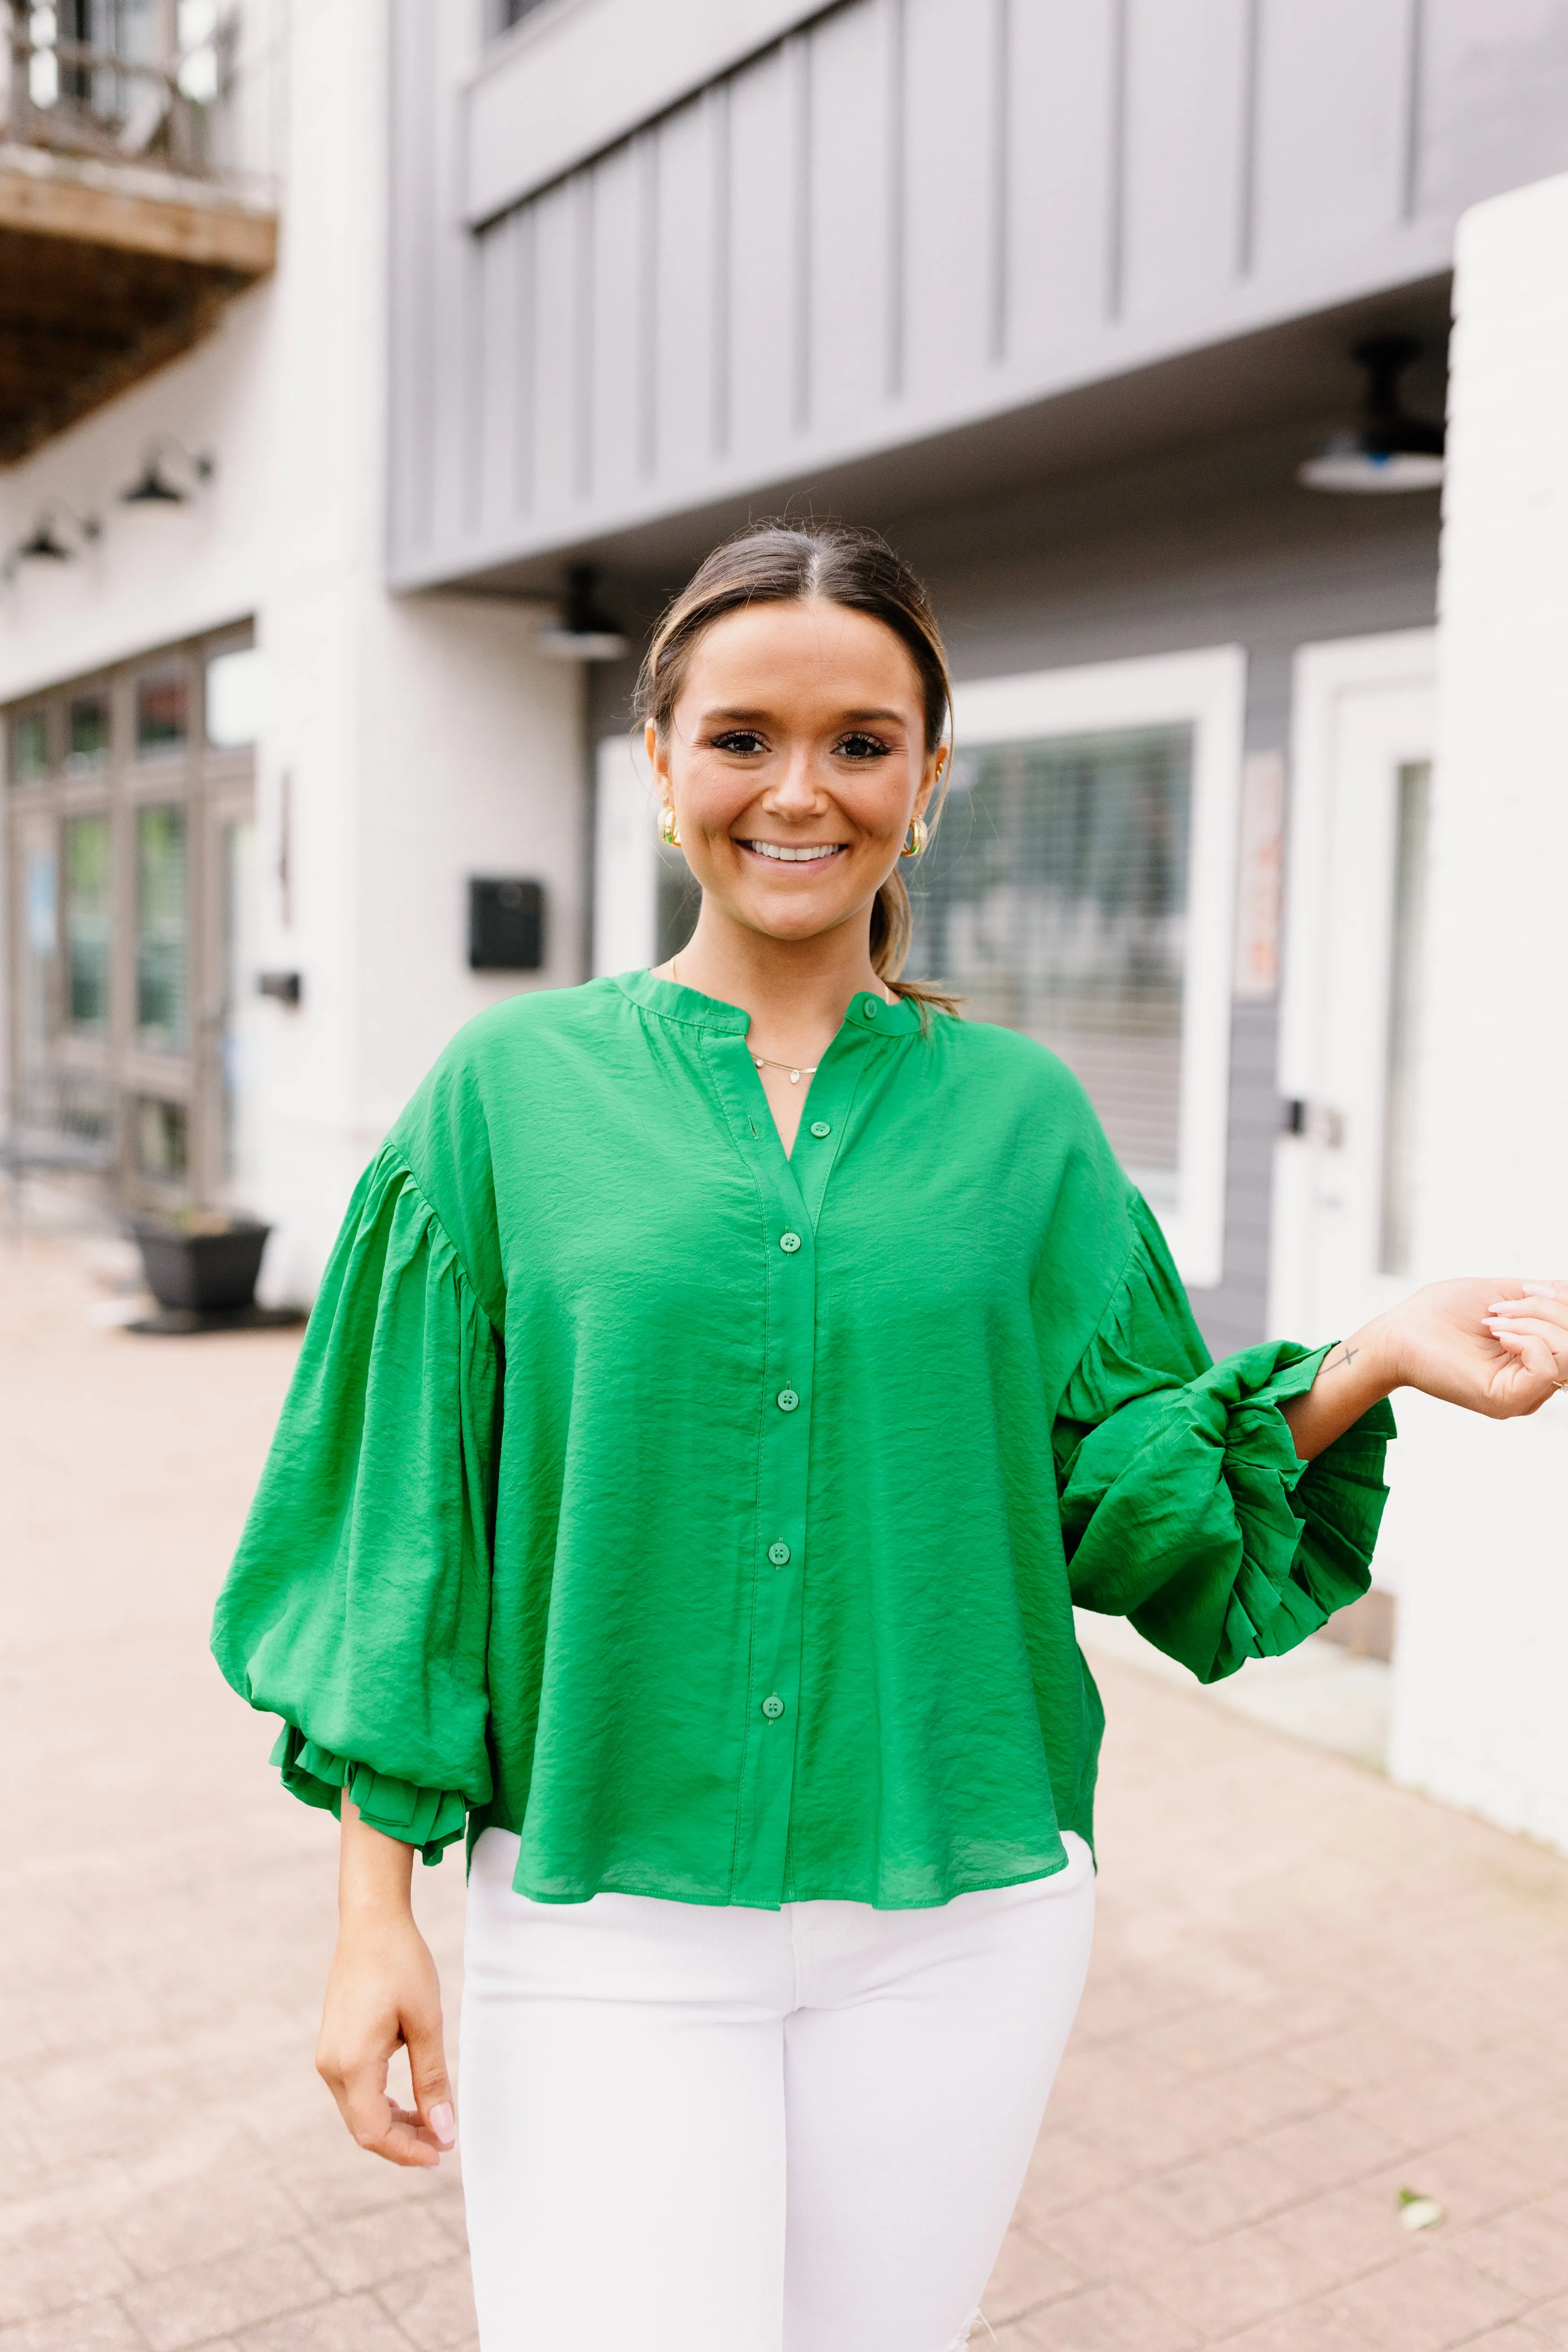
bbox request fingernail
[1522,1281,1561,1297]
[429,2101,454,2144]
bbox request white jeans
[459,1827,1095,2352]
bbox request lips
[739,839,848,864]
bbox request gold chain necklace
[668,957,890,1082]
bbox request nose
[767,741,828,818]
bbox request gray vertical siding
[389,0,1568,586]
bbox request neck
[665,902,889,1055]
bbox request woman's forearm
[1279,1318,1398,1462]
[338,1793,416,1923]
[318,1795,455,2166]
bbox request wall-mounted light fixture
[0,501,102,582]
[537,564,630,661]
[1298,336,1444,494]
[120,438,217,505]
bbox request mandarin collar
[614,970,922,1040]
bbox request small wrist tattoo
[1325,1344,1358,1376]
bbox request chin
[743,898,847,941]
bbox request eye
[710,728,768,756]
[835,732,893,761]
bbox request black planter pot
[130,1217,271,1314]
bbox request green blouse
[212,971,1393,1909]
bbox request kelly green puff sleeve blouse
[211,970,1394,1909]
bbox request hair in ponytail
[635,519,961,1015]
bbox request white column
[1388,172,1568,1844]
[593,732,660,977]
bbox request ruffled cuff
[1197,1342,1396,1681]
[270,1723,467,1866]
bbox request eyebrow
[698,706,909,725]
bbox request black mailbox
[469,877,544,971]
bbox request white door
[1270,631,1437,1360]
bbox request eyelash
[707,731,894,760]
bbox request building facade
[3,1,1567,1836]
[0,0,584,1298]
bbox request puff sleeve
[1056,1194,1394,1683]
[211,1148,501,1862]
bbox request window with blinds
[908,724,1193,1210]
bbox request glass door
[4,629,257,1212]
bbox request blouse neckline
[614,967,923,1042]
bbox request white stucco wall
[0,0,584,1300]
[1387,172,1568,1842]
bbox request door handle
[1282,1099,1346,1148]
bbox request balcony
[0,1,277,463]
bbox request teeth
[744,841,845,862]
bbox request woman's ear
[645,719,665,787]
[914,747,946,819]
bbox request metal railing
[0,1,236,177]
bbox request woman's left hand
[1387,1276,1568,1420]
[1282,1277,1568,1460]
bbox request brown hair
[636,519,960,1014]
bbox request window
[20,843,58,1073]
[135,663,188,756]
[136,804,189,1050]
[6,627,256,1207]
[9,710,49,783]
[926,651,1245,1286]
[912,726,1192,1212]
[63,814,112,1031]
[66,692,111,772]
[205,646,261,748]
[1379,761,1431,1277]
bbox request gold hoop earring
[658,805,682,849]
[901,814,928,859]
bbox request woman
[213,522,1567,2352]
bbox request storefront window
[21,844,58,1074]
[7,628,256,1208]
[909,724,1192,1211]
[9,710,49,783]
[136,804,189,1050]
[135,664,188,756]
[66,692,111,772]
[63,814,112,1031]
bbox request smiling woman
[211,519,1568,2352]
[637,525,959,1153]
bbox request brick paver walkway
[8,1232,1568,2352]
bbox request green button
[809,1120,831,1138]
[776,1387,799,1413]
[767,1540,791,1566]
[862,996,880,1019]
[761,1694,786,1720]
[779,1231,802,1253]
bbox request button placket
[704,1010,910,1906]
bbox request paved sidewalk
[7,1233,1568,2351]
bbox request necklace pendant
[789,1069,801,1084]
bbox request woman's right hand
[315,1798,456,2166]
